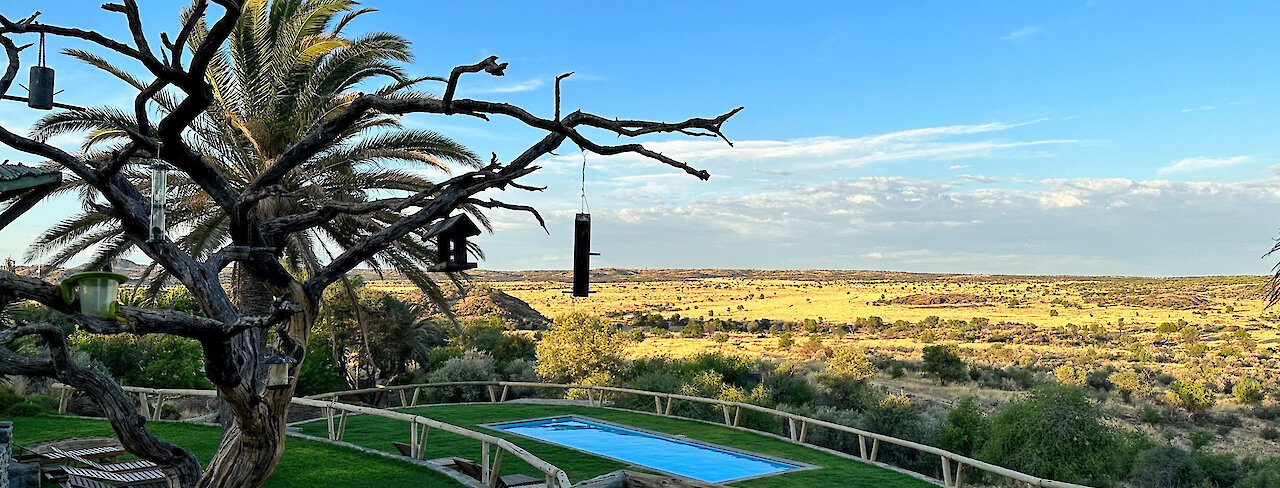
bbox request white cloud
[1002,25,1042,41]
[470,78,544,94]
[1157,155,1251,175]
[1180,105,1216,113]
[539,119,1080,174]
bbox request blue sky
[1,1,1278,275]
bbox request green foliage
[1237,458,1280,488]
[1189,429,1214,450]
[1129,445,1241,488]
[937,398,988,458]
[889,360,905,379]
[1109,370,1150,402]
[296,339,349,396]
[71,332,211,388]
[921,344,966,384]
[454,316,505,352]
[535,312,626,383]
[491,334,536,365]
[980,386,1129,485]
[776,332,794,349]
[1166,380,1216,413]
[427,352,500,402]
[1234,378,1265,405]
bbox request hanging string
[37,29,46,67]
[579,147,590,214]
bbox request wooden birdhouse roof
[0,163,60,201]
[425,214,482,239]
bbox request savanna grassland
[371,271,1280,458]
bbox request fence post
[654,396,662,415]
[664,397,674,416]
[410,423,419,458]
[500,385,510,402]
[153,395,166,421]
[798,420,808,444]
[858,435,867,459]
[487,386,497,403]
[138,392,150,419]
[481,442,490,486]
[325,407,335,440]
[397,390,407,407]
[411,387,421,407]
[585,389,594,407]
[337,411,349,442]
[954,463,965,488]
[57,387,70,414]
[787,418,797,442]
[417,425,430,460]
[489,447,504,487]
[732,406,741,427]
[721,405,732,425]
[941,456,953,487]
[870,438,880,462]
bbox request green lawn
[6,416,462,487]
[295,404,934,488]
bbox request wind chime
[568,149,599,298]
[26,28,57,110]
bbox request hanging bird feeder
[264,354,298,390]
[147,162,169,243]
[59,271,129,319]
[27,29,57,110]
[426,214,482,272]
[569,213,601,297]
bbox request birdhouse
[147,163,169,243]
[59,271,129,319]
[264,354,298,390]
[426,214,481,272]
[570,213,600,297]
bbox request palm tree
[27,0,480,312]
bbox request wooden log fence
[53,381,1095,488]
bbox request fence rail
[54,381,1093,488]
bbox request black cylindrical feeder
[28,66,54,110]
[27,31,54,110]
[571,213,593,297]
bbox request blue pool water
[490,416,803,483]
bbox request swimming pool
[488,416,806,483]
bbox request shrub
[296,339,349,396]
[71,332,211,389]
[3,401,46,417]
[980,386,1128,485]
[922,344,967,384]
[1261,427,1279,441]
[1054,366,1086,386]
[1166,381,1216,414]
[1189,429,1214,450]
[776,332,794,349]
[492,334,536,365]
[889,360,905,379]
[937,398,988,458]
[1127,445,1239,488]
[1234,378,1265,406]
[1141,404,1162,425]
[428,352,499,402]
[1237,458,1280,488]
[1110,371,1150,402]
[535,312,627,383]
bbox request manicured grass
[6,416,462,487]
[295,403,934,488]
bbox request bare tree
[0,2,739,487]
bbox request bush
[776,332,794,349]
[1129,445,1240,488]
[1234,378,1265,406]
[535,312,626,383]
[1189,429,1214,450]
[1110,371,1150,402]
[428,352,499,402]
[1238,458,1280,488]
[4,401,46,417]
[922,344,967,384]
[936,398,988,458]
[71,332,211,389]
[1141,404,1162,424]
[296,339,349,395]
[492,334,536,365]
[980,386,1129,485]
[1262,427,1279,441]
[1166,381,1216,414]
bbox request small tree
[1166,380,1216,414]
[1233,378,1265,406]
[980,386,1128,485]
[922,344,967,384]
[1108,370,1151,403]
[535,312,627,383]
[937,397,989,458]
[822,345,875,383]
